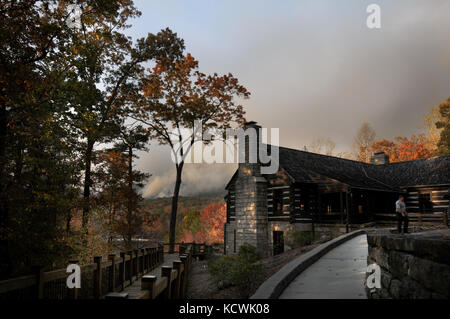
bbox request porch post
[345,190,350,233]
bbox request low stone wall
[366,229,450,299]
[314,222,375,236]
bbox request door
[273,231,284,255]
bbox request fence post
[127,251,133,284]
[140,248,145,275]
[94,256,102,299]
[141,275,157,299]
[418,213,423,225]
[108,254,116,292]
[143,248,148,273]
[144,248,150,273]
[172,260,182,299]
[134,250,139,279]
[67,259,79,299]
[443,210,448,226]
[161,266,173,299]
[149,248,153,270]
[32,265,44,299]
[179,255,188,298]
[149,248,153,271]
[160,244,164,263]
[120,252,126,290]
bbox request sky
[124,0,450,198]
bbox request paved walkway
[279,234,368,299]
[122,253,179,299]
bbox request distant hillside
[142,196,225,240]
[142,195,224,215]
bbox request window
[273,189,283,215]
[419,193,433,213]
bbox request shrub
[208,254,237,287]
[208,243,263,297]
[284,226,314,248]
[237,243,261,263]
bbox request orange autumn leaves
[180,202,226,244]
[139,53,249,132]
[371,134,433,162]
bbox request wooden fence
[313,211,449,227]
[136,244,194,299]
[0,244,164,300]
[375,212,449,226]
[163,242,216,259]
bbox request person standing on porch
[395,195,408,234]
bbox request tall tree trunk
[82,139,94,231]
[0,103,8,229]
[66,210,72,233]
[127,146,133,247]
[0,105,9,278]
[128,146,133,218]
[169,162,183,253]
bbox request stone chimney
[234,121,269,256]
[370,152,390,165]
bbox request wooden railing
[312,211,449,227]
[139,244,193,299]
[163,242,213,259]
[375,211,449,226]
[0,244,164,300]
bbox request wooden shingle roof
[276,146,450,190]
[225,145,450,191]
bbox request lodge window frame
[272,188,284,215]
[419,193,433,213]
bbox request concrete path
[122,253,179,299]
[279,234,368,299]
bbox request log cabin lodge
[223,122,450,256]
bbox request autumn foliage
[179,202,226,244]
[436,97,450,155]
[371,134,433,162]
[135,50,249,250]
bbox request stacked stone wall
[366,229,450,299]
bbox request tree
[421,105,444,155]
[96,125,152,249]
[393,134,432,161]
[308,138,335,156]
[0,0,185,275]
[199,202,226,244]
[180,210,201,241]
[63,5,184,231]
[436,98,450,155]
[353,122,376,163]
[371,135,433,162]
[134,53,249,251]
[180,202,226,244]
[0,0,131,276]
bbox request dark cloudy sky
[125,0,450,198]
